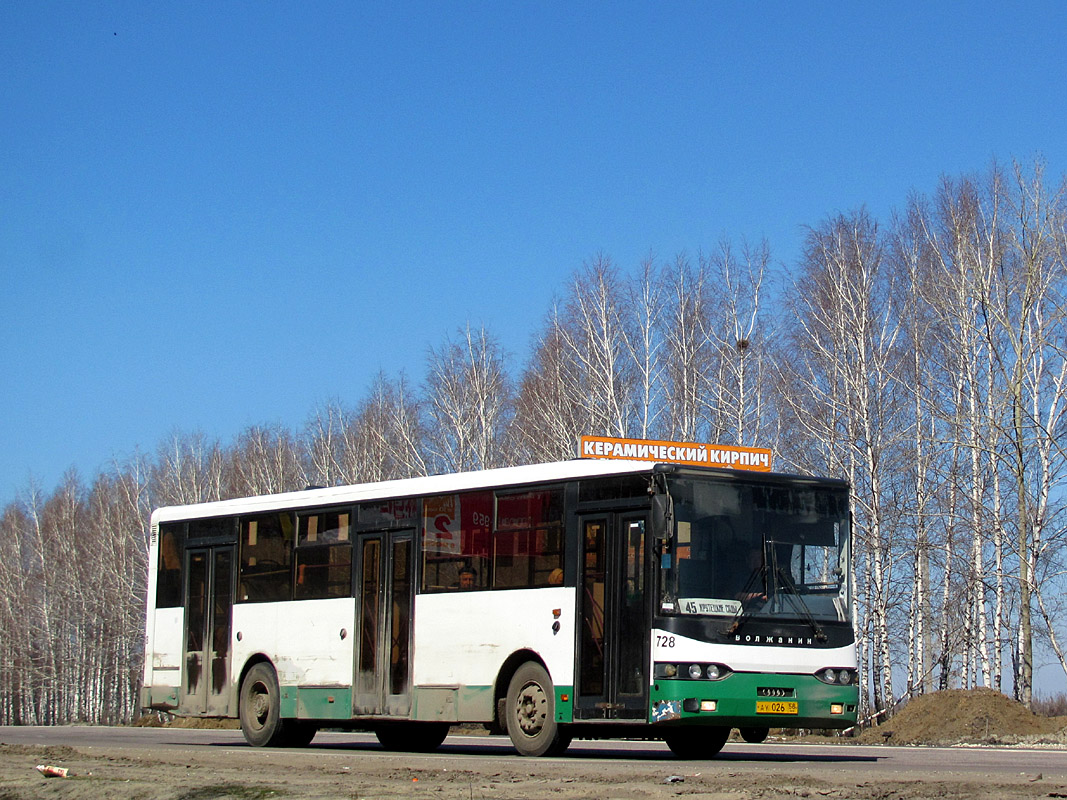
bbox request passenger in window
[458,565,477,590]
[548,568,563,585]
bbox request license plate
[756,700,798,715]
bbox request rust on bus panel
[579,435,773,472]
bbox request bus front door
[180,546,234,716]
[354,530,414,717]
[576,513,649,720]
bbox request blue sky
[3,2,1067,502]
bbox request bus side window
[156,523,184,608]
[493,489,563,589]
[239,513,294,602]
[420,492,491,592]
[294,510,352,600]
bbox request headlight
[654,662,731,681]
[816,667,856,685]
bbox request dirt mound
[855,687,1067,746]
[130,714,240,729]
[162,716,241,729]
[0,743,80,760]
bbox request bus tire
[239,663,286,747]
[505,662,564,757]
[375,721,450,752]
[739,726,768,744]
[549,726,573,756]
[282,720,318,747]
[663,726,729,759]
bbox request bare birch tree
[226,423,306,496]
[780,210,906,714]
[704,239,772,447]
[513,257,636,459]
[87,462,152,722]
[978,161,1067,705]
[512,314,586,462]
[303,398,352,487]
[152,429,225,506]
[891,198,943,695]
[661,254,713,441]
[624,255,665,439]
[425,324,512,472]
[910,176,994,689]
[348,371,429,482]
[0,501,34,723]
[559,256,635,437]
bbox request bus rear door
[180,545,234,716]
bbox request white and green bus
[141,458,857,757]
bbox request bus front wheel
[663,726,729,759]
[739,726,769,744]
[505,662,567,757]
[239,663,286,747]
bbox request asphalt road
[2,725,1064,782]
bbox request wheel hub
[515,681,547,735]
[250,686,270,724]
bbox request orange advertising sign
[579,435,773,472]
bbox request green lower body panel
[143,685,179,711]
[650,672,858,729]
[554,685,574,723]
[279,687,354,720]
[264,682,579,725]
[275,685,498,723]
[412,685,494,722]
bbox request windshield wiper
[721,564,765,636]
[773,566,827,642]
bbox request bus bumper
[141,685,179,712]
[650,671,858,729]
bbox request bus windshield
[662,477,850,623]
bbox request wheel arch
[493,649,549,729]
[234,654,277,716]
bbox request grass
[1031,692,1067,718]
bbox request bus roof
[151,458,846,524]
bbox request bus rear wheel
[282,720,318,747]
[239,663,286,747]
[505,662,567,757]
[663,726,729,759]
[375,721,450,752]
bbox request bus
[141,458,858,757]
